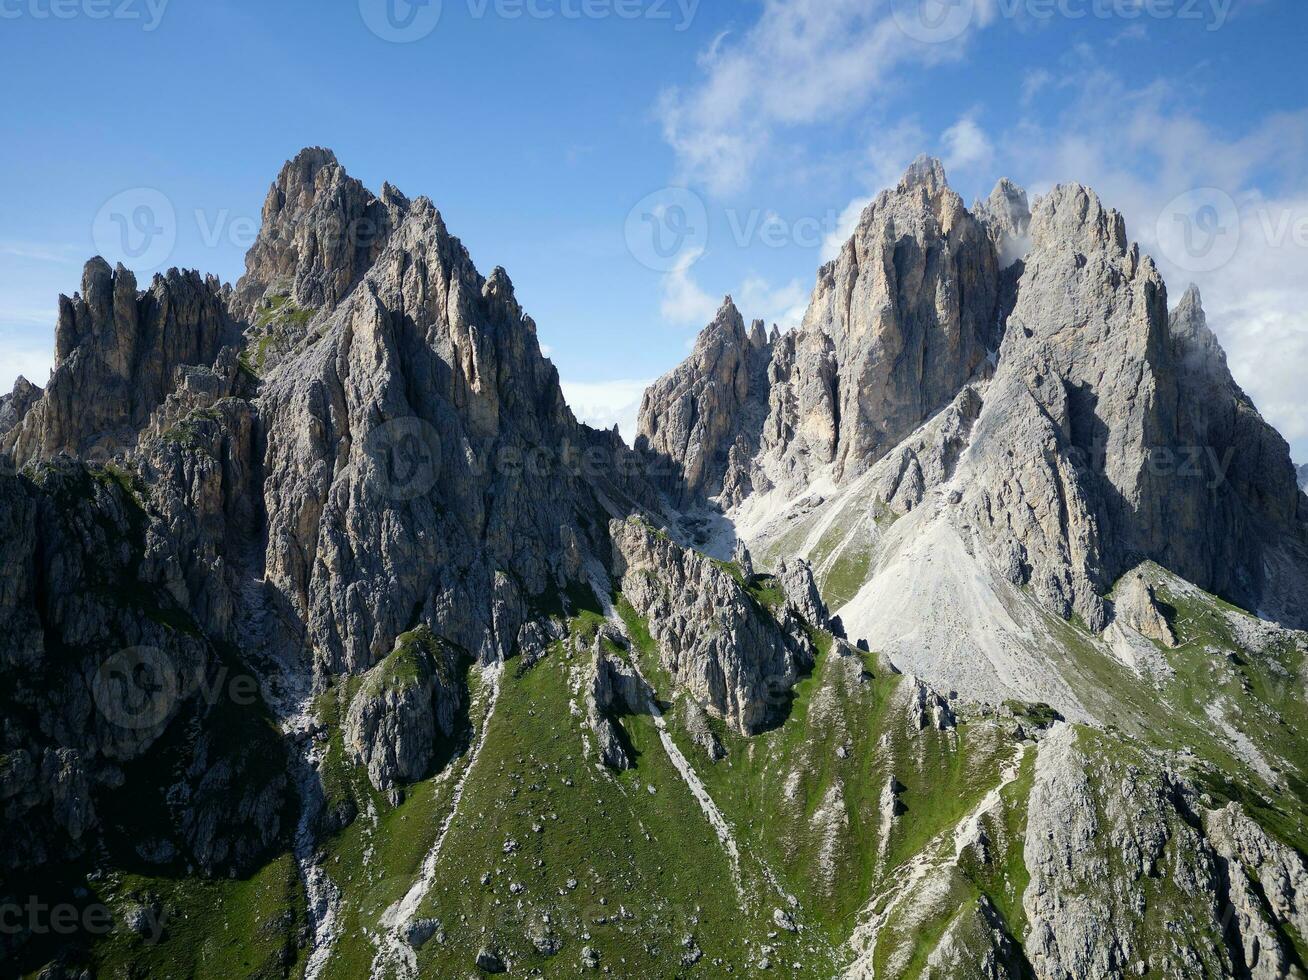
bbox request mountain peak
[901,154,949,192]
[233,148,409,321]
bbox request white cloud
[941,115,995,174]
[560,379,653,443]
[659,248,720,327]
[0,241,80,264]
[658,0,985,194]
[737,275,809,330]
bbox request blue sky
[2,0,1306,462]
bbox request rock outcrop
[2,260,240,466]
[1112,571,1177,648]
[343,628,464,794]
[0,375,41,438]
[776,556,837,633]
[636,298,772,508]
[233,146,410,321]
[585,634,649,770]
[610,516,813,734]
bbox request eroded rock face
[610,516,813,734]
[257,192,658,675]
[343,628,463,794]
[0,375,42,439]
[636,298,772,508]
[2,260,239,467]
[232,146,410,321]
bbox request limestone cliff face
[795,156,1002,485]
[635,297,771,508]
[233,146,410,321]
[2,259,240,467]
[257,193,657,674]
[610,516,814,735]
[640,156,1004,505]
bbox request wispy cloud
[657,0,988,195]
[0,241,81,264]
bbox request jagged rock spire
[232,146,410,320]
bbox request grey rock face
[343,628,463,793]
[1112,572,1176,648]
[233,146,410,321]
[974,177,1032,268]
[636,298,772,508]
[2,259,239,467]
[0,375,42,438]
[610,516,814,734]
[1298,463,1307,491]
[257,188,658,675]
[777,557,836,633]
